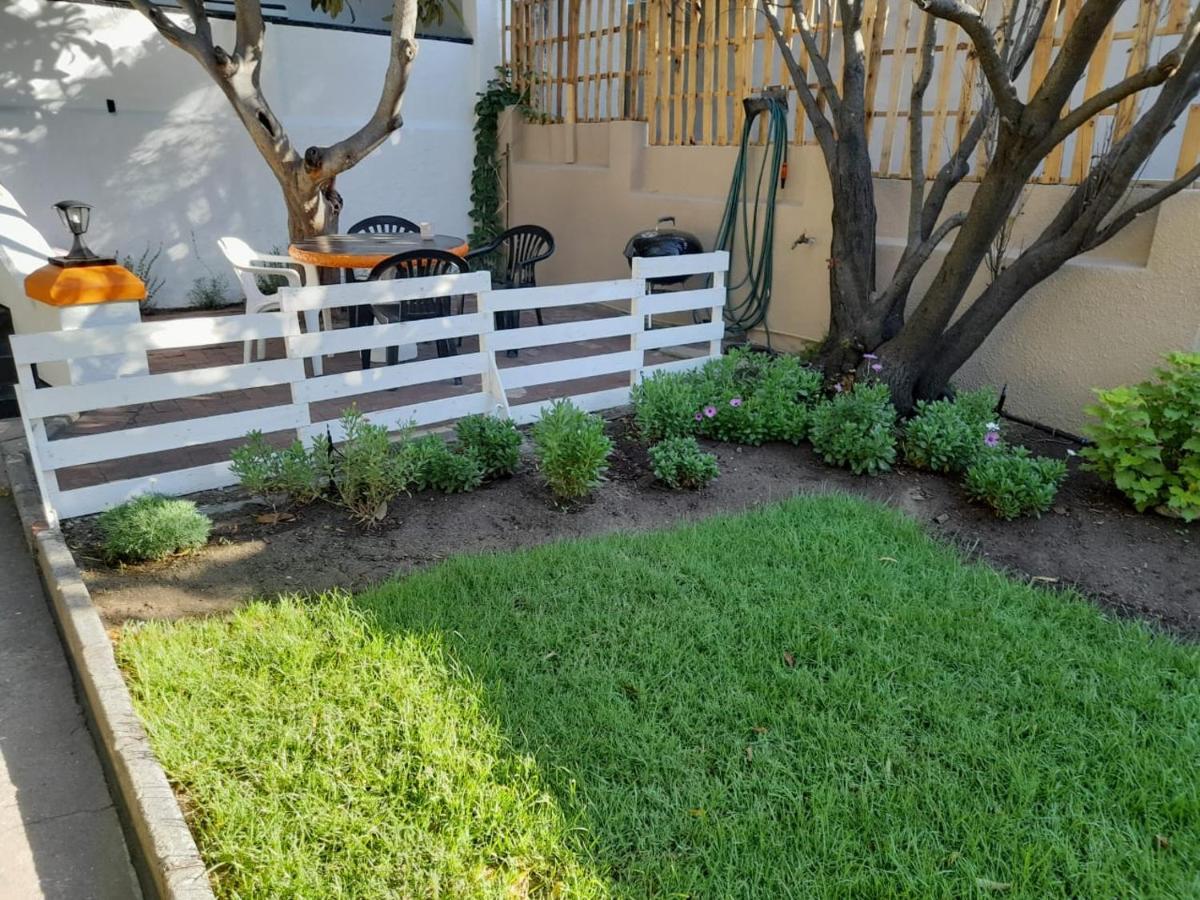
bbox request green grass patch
[119,495,1200,898]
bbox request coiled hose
[712,97,789,341]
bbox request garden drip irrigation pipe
[713,94,789,342]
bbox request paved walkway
[0,465,141,898]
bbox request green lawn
[118,495,1200,898]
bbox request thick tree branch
[762,0,837,158]
[1027,0,1122,124]
[234,0,266,65]
[306,0,420,177]
[1038,53,1185,156]
[915,0,1023,124]
[877,211,967,310]
[127,0,202,55]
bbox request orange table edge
[287,241,470,269]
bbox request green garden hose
[713,96,789,341]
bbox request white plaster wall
[0,0,491,307]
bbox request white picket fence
[11,252,728,525]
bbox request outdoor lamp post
[49,200,115,267]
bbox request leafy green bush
[903,388,999,474]
[964,447,1067,520]
[99,495,211,563]
[230,431,331,509]
[531,399,613,501]
[406,435,484,494]
[694,349,824,445]
[808,383,898,475]
[332,407,416,523]
[454,414,521,479]
[648,436,720,490]
[1082,352,1200,521]
[631,371,702,442]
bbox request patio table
[287,233,469,269]
[288,232,471,367]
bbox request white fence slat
[43,404,307,470]
[307,392,495,441]
[500,350,642,390]
[286,313,489,358]
[56,462,236,520]
[294,352,488,403]
[281,271,492,312]
[638,320,724,350]
[508,387,632,425]
[488,316,639,353]
[630,251,730,281]
[21,359,301,419]
[10,313,288,365]
[642,286,726,317]
[485,279,638,312]
[642,355,712,377]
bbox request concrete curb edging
[2,437,214,900]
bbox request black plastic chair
[343,215,420,284]
[465,225,554,355]
[363,249,465,372]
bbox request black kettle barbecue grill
[623,216,704,290]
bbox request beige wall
[502,115,1200,432]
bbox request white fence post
[476,284,511,419]
[629,273,647,387]
[13,363,62,528]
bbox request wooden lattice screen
[503,0,1200,185]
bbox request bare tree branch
[1027,0,1123,124]
[307,0,420,177]
[914,0,1023,124]
[234,0,266,65]
[761,0,838,157]
[1038,53,1185,155]
[178,0,213,50]
[787,0,843,116]
[127,0,202,55]
[908,16,938,240]
[1085,163,1200,252]
[876,211,968,309]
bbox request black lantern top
[49,200,115,268]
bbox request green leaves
[469,68,542,246]
[532,399,613,501]
[1082,352,1200,521]
[454,414,522,479]
[808,383,899,476]
[964,447,1067,520]
[648,436,720,490]
[99,494,211,563]
[903,388,999,474]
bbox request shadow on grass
[120,494,1200,898]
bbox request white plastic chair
[217,237,331,375]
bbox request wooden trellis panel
[504,0,1200,185]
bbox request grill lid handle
[655,216,676,230]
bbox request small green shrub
[332,407,416,522]
[230,431,331,509]
[187,274,231,310]
[964,447,1067,520]
[531,399,613,501]
[1082,352,1200,521]
[903,387,999,474]
[99,495,211,563]
[406,435,484,494]
[631,371,702,442]
[455,414,521,479]
[808,383,898,475]
[648,436,720,490]
[255,245,291,296]
[693,348,824,446]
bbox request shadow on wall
[0,2,262,306]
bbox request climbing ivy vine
[469,68,541,247]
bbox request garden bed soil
[65,417,1199,638]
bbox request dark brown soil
[64,417,1199,639]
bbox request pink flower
[833,383,843,393]
[863,353,879,361]
[729,397,743,408]
[984,429,1000,448]
[870,363,883,373]
[694,412,703,422]
[703,405,717,418]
